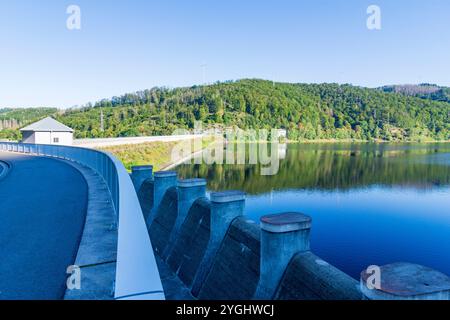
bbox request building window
[53,137,59,143]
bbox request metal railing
[0,142,164,300]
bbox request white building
[20,117,74,145]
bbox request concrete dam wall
[131,166,450,300]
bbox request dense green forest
[0,107,57,140]
[1,80,449,142]
[380,84,450,104]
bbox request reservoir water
[176,143,450,279]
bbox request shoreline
[158,138,449,171]
[219,139,450,144]
[162,138,220,171]
[287,139,450,144]
[162,148,204,171]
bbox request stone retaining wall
[132,166,450,300]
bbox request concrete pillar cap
[154,171,177,178]
[131,165,153,171]
[360,262,450,299]
[260,212,312,233]
[210,190,245,203]
[178,178,207,188]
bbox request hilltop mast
[100,108,104,132]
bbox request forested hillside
[380,84,450,104]
[0,107,57,140]
[1,80,449,141]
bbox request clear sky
[1,0,449,108]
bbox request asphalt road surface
[0,152,88,300]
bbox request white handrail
[0,142,164,300]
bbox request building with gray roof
[20,117,74,145]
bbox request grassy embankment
[99,138,211,172]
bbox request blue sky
[0,0,449,108]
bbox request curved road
[0,152,88,300]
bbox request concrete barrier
[162,179,207,259]
[191,191,246,297]
[137,179,154,223]
[275,252,361,300]
[149,187,178,256]
[198,217,260,300]
[0,143,164,300]
[150,171,177,225]
[360,263,450,300]
[166,198,211,288]
[130,163,450,301]
[131,165,153,192]
[254,212,312,300]
[74,134,203,148]
[0,160,11,181]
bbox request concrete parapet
[275,251,361,300]
[148,187,178,256]
[137,179,154,223]
[131,165,153,192]
[191,190,246,297]
[149,171,177,225]
[162,179,207,259]
[198,217,261,300]
[166,198,211,288]
[0,160,11,181]
[254,212,312,300]
[141,165,450,301]
[360,262,450,300]
[62,160,117,300]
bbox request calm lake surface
[176,143,450,279]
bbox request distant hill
[380,84,450,104]
[0,107,57,128]
[1,80,449,142]
[0,107,57,140]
